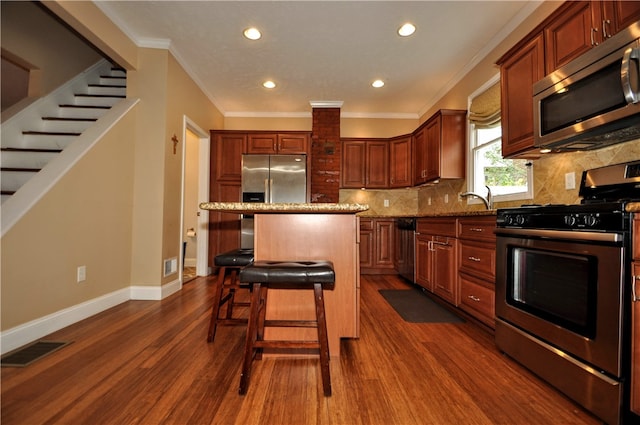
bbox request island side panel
[253,213,360,357]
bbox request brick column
[310,107,341,203]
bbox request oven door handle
[494,227,623,243]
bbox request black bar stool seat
[207,248,254,343]
[238,260,335,396]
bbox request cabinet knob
[468,295,481,302]
[468,256,481,262]
[469,228,484,232]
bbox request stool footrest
[264,319,318,328]
[254,340,321,350]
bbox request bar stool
[238,260,335,396]
[207,248,254,343]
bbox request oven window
[507,246,597,338]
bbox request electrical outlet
[77,266,86,283]
[383,199,389,207]
[565,172,576,190]
[444,194,449,203]
[428,197,432,206]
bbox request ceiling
[95,1,542,118]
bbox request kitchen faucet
[460,185,493,210]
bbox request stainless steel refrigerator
[241,154,307,248]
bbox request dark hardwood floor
[1,273,600,424]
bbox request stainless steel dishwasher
[395,218,416,283]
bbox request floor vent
[1,341,71,367]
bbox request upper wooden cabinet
[498,0,640,159]
[414,109,466,184]
[247,132,309,154]
[498,33,545,159]
[389,135,412,188]
[544,1,640,73]
[341,139,389,188]
[212,131,246,181]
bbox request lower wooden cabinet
[415,218,458,305]
[360,218,395,274]
[459,273,495,328]
[632,262,640,415]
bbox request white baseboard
[1,279,182,355]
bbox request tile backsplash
[340,139,640,216]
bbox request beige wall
[1,113,136,329]
[1,5,223,332]
[0,1,102,98]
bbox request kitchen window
[467,77,533,202]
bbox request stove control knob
[564,215,577,227]
[583,214,599,227]
[515,215,526,226]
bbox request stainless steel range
[495,160,640,425]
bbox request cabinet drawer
[416,218,456,237]
[458,218,496,242]
[360,218,373,231]
[459,241,495,279]
[459,274,495,327]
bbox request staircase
[1,61,126,204]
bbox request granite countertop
[627,202,640,213]
[199,202,370,214]
[359,210,497,218]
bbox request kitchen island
[199,202,369,357]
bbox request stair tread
[74,94,126,98]
[59,104,111,109]
[1,167,41,172]
[22,130,81,136]
[1,147,63,153]
[42,117,97,122]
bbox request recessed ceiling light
[372,80,385,88]
[263,80,276,89]
[398,23,416,37]
[243,27,261,40]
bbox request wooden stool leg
[225,269,238,319]
[239,282,262,395]
[207,266,227,342]
[255,285,268,361]
[314,283,332,396]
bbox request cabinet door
[424,116,442,182]
[277,133,308,154]
[374,219,394,267]
[214,132,246,180]
[208,181,241,263]
[632,262,640,415]
[366,141,389,188]
[389,136,412,187]
[341,140,366,188]
[500,33,545,158]
[544,1,594,73]
[359,219,374,268]
[413,127,427,185]
[247,133,277,154]
[432,237,458,305]
[415,236,433,291]
[600,0,640,40]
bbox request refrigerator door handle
[269,179,273,203]
[264,179,269,203]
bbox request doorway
[180,117,210,284]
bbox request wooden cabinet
[341,139,389,188]
[457,216,496,328]
[545,1,640,73]
[413,110,466,184]
[498,33,545,159]
[389,135,412,187]
[247,132,309,154]
[209,131,246,265]
[360,218,395,274]
[415,218,458,305]
[632,215,640,415]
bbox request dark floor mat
[1,341,71,367]
[379,288,465,323]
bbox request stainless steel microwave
[533,22,640,151]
